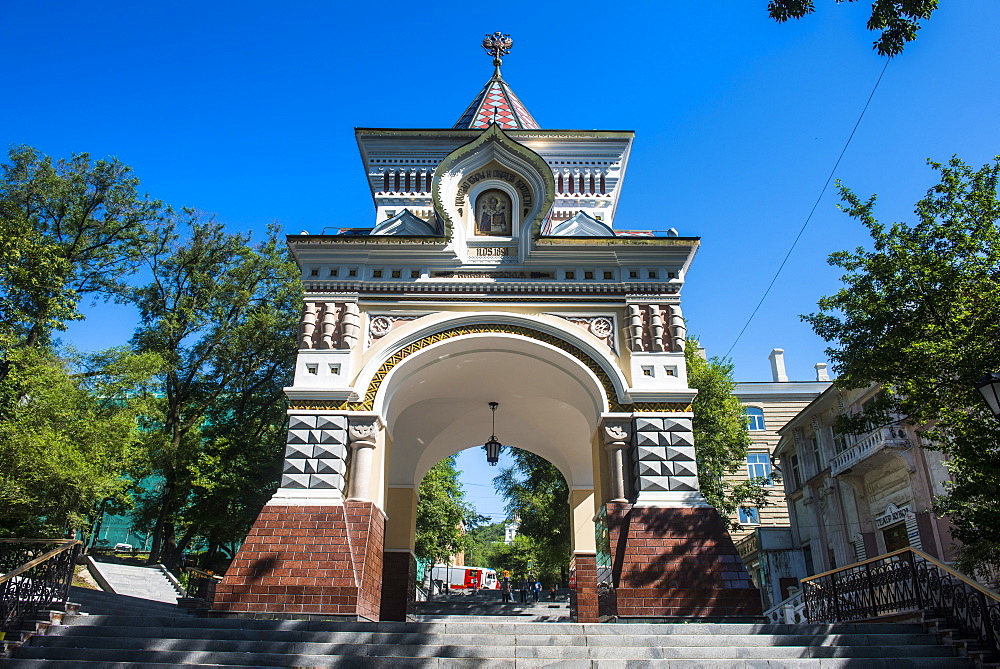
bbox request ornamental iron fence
[802,547,1000,661]
[0,539,81,637]
[183,566,221,604]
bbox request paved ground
[88,559,181,604]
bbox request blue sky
[4,2,998,520]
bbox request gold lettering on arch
[454,168,534,213]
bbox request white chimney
[769,348,788,383]
[815,363,830,382]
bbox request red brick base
[379,550,416,621]
[605,503,762,620]
[569,553,599,622]
[212,500,384,620]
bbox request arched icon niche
[474,188,513,236]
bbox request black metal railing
[803,547,1000,660]
[183,566,221,604]
[0,539,82,636]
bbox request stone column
[347,415,382,502]
[601,418,631,503]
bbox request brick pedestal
[605,503,762,620]
[568,552,599,623]
[379,550,416,621]
[213,500,384,620]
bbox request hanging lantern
[484,401,503,465]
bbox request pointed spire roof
[454,32,540,131]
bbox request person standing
[500,573,512,603]
[532,579,542,602]
[517,576,528,603]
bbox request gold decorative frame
[287,324,692,414]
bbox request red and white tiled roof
[454,76,540,130]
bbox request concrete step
[0,660,975,669]
[27,632,960,658]
[8,646,971,668]
[8,611,972,668]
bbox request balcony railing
[802,547,1000,662]
[830,425,911,476]
[0,539,81,637]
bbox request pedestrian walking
[549,584,558,601]
[517,576,528,603]
[501,573,512,603]
[532,579,541,602]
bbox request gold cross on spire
[482,31,513,77]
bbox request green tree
[686,337,771,529]
[0,145,165,540]
[0,145,164,349]
[493,449,570,584]
[462,521,506,568]
[0,346,161,538]
[415,456,483,568]
[128,218,302,565]
[768,0,938,56]
[803,156,1000,575]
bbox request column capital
[348,413,384,448]
[599,417,632,449]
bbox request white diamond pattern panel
[280,414,349,493]
[633,417,699,496]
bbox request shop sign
[875,503,911,530]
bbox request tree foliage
[0,346,161,537]
[686,337,771,530]
[803,156,1000,575]
[767,0,938,56]
[128,218,302,564]
[0,145,165,539]
[0,145,164,349]
[492,448,570,584]
[415,456,483,567]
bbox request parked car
[114,542,134,552]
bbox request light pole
[974,373,1000,424]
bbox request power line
[725,58,891,358]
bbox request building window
[810,436,824,474]
[803,543,815,576]
[747,452,772,483]
[739,507,760,525]
[789,454,801,489]
[833,426,851,453]
[744,407,766,431]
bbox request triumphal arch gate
[214,34,759,623]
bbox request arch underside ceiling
[381,335,602,491]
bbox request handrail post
[59,542,81,609]
[907,550,923,611]
[980,590,997,652]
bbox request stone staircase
[2,587,973,668]
[412,588,572,622]
[86,558,184,604]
